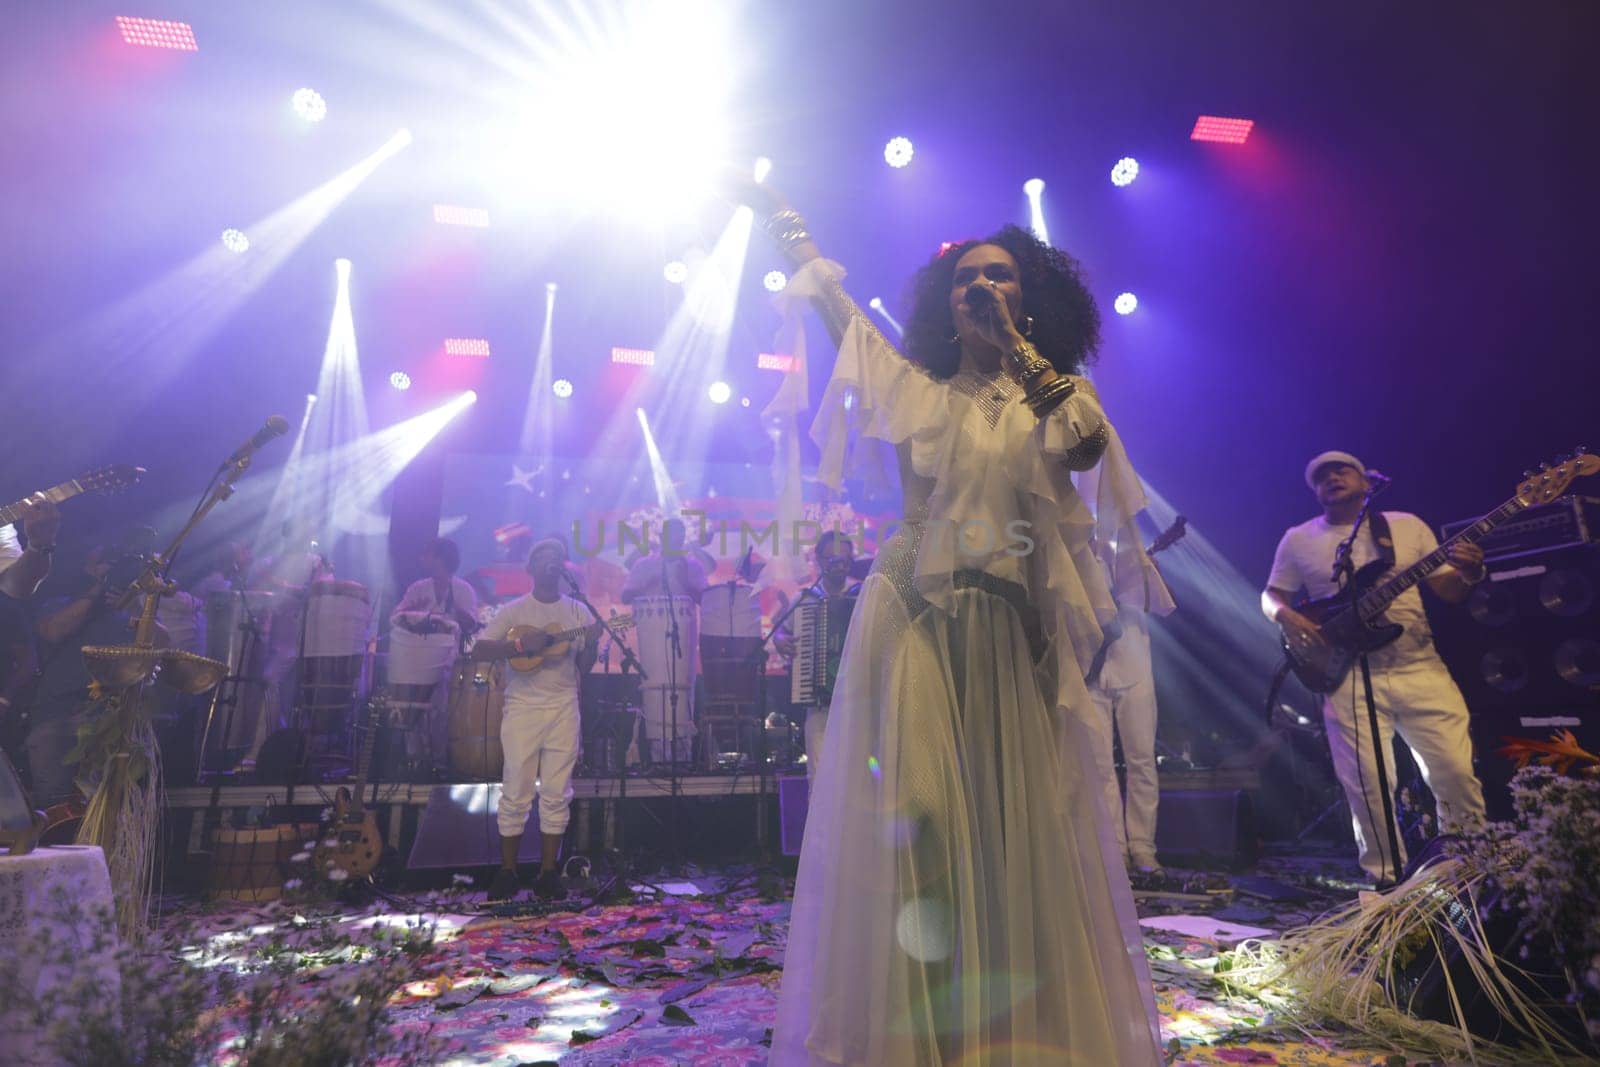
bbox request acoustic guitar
[505,615,633,672]
[0,464,144,529]
[314,693,386,880]
[1282,449,1598,693]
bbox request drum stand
[197,589,267,778]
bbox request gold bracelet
[762,209,811,251]
[1006,342,1053,387]
[1024,375,1077,416]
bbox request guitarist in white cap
[472,537,601,901]
[1262,450,1487,886]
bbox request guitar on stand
[314,692,386,880]
[1281,450,1598,693]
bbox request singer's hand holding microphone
[960,280,1021,349]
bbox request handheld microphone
[965,283,994,311]
[221,416,289,469]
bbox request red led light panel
[116,16,198,51]
[757,353,797,373]
[433,205,491,228]
[1190,116,1254,144]
[444,338,491,357]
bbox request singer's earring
[1021,315,1034,338]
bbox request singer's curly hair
[901,225,1100,380]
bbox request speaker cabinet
[1432,544,1600,819]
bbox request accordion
[790,595,858,706]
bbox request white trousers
[803,708,828,785]
[497,695,579,839]
[1322,653,1486,880]
[1086,676,1160,864]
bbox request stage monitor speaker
[1154,789,1257,869]
[777,775,809,856]
[405,785,544,868]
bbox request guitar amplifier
[1440,495,1598,562]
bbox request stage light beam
[1023,178,1049,245]
[1114,292,1139,315]
[884,137,915,168]
[763,270,787,293]
[709,381,732,404]
[1110,157,1140,186]
[220,229,250,254]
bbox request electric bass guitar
[506,615,633,673]
[315,693,386,880]
[1282,449,1598,693]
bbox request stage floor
[139,851,1420,1066]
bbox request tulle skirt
[770,545,1161,1065]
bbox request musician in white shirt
[1262,450,1487,885]
[390,538,479,639]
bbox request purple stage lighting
[763,270,787,293]
[389,371,411,391]
[553,378,574,399]
[884,137,914,168]
[1110,157,1139,186]
[220,228,249,254]
[1114,292,1138,315]
[708,381,732,404]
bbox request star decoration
[505,463,542,492]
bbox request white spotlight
[220,228,250,254]
[1023,179,1049,245]
[463,389,478,404]
[763,270,787,293]
[1110,157,1140,187]
[389,371,411,391]
[335,257,352,282]
[708,381,732,404]
[884,136,915,168]
[1114,292,1139,315]
[291,88,327,123]
[664,260,688,284]
[306,393,318,404]
[546,281,559,293]
[753,156,773,183]
[552,378,573,399]
[868,296,884,310]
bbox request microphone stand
[1331,483,1403,886]
[659,553,686,866]
[565,573,646,851]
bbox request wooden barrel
[208,824,299,901]
[446,660,505,780]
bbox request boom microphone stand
[1331,481,1404,886]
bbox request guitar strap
[1368,509,1397,569]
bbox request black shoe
[487,867,519,902]
[532,869,567,900]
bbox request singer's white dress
[769,260,1171,1066]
